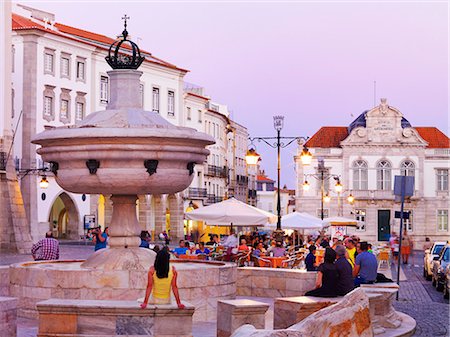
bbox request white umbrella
[185,198,277,226]
[322,216,359,227]
[265,212,323,230]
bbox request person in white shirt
[223,230,238,248]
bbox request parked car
[424,241,446,280]
[431,244,450,292]
[443,264,450,300]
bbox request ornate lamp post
[246,116,308,238]
[301,153,354,219]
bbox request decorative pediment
[366,98,403,118]
[341,125,428,147]
[341,99,428,147]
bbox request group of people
[389,230,413,264]
[304,240,379,297]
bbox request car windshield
[443,248,450,262]
[433,244,445,255]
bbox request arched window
[352,160,368,190]
[377,160,392,190]
[400,160,415,178]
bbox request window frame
[100,75,109,104]
[76,57,86,82]
[352,160,368,190]
[436,169,449,192]
[75,91,87,122]
[376,160,392,190]
[60,53,71,79]
[355,209,366,231]
[43,49,55,75]
[152,87,160,113]
[437,209,449,232]
[186,106,191,120]
[43,85,56,122]
[167,90,175,117]
[59,88,71,124]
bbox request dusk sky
[17,1,449,188]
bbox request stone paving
[391,252,449,337]
[2,244,449,337]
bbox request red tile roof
[11,13,187,72]
[186,92,209,101]
[257,175,274,182]
[415,127,450,148]
[305,127,348,148]
[305,126,450,148]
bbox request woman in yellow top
[140,249,185,309]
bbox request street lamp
[301,152,355,218]
[302,158,343,220]
[246,116,308,238]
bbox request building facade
[8,4,250,243]
[295,99,450,246]
[256,171,294,217]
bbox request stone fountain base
[8,259,236,321]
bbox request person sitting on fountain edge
[140,250,184,309]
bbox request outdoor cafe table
[261,256,288,268]
[178,254,201,260]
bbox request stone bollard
[217,299,270,337]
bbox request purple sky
[19,1,449,188]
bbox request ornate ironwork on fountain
[105,15,145,70]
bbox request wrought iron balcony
[187,187,207,199]
[205,165,228,178]
[205,194,224,205]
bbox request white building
[295,99,450,246]
[256,171,294,216]
[8,4,250,242]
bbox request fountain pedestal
[81,194,156,270]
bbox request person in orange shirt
[238,238,250,252]
[140,249,184,309]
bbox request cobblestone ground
[392,252,449,337]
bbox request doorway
[377,210,391,241]
[49,193,80,239]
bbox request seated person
[266,241,277,255]
[305,248,339,297]
[140,250,184,308]
[173,240,189,257]
[305,245,317,271]
[272,241,286,257]
[238,238,250,252]
[252,242,266,257]
[195,242,211,257]
[139,231,150,248]
[353,241,378,286]
[334,245,354,296]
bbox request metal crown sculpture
[105,15,145,70]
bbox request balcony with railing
[205,194,224,205]
[205,165,228,178]
[351,189,419,200]
[187,188,207,199]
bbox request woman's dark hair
[308,245,316,253]
[153,244,160,253]
[324,247,337,263]
[154,250,170,279]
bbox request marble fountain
[7,23,236,321]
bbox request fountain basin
[9,258,236,321]
[33,120,213,195]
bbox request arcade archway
[48,192,80,239]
